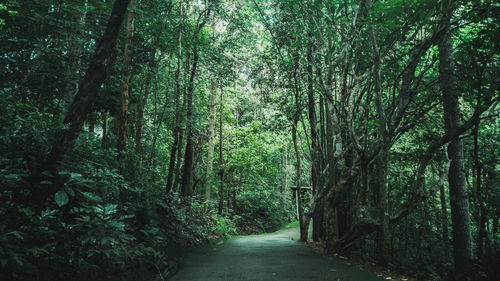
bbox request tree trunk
[374,151,390,265]
[180,45,199,196]
[369,20,390,266]
[292,121,307,242]
[173,52,191,192]
[180,8,210,195]
[473,115,486,258]
[325,100,339,242]
[117,0,137,156]
[292,57,307,242]
[439,154,450,260]
[218,85,224,215]
[166,1,183,192]
[47,0,132,168]
[205,83,217,201]
[135,65,152,157]
[306,38,320,242]
[438,3,473,278]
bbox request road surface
[168,226,384,281]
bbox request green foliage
[236,190,294,233]
[211,214,238,238]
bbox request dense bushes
[0,102,225,281]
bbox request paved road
[168,227,384,281]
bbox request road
[168,226,384,281]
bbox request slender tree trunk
[306,38,320,242]
[325,100,339,242]
[173,52,191,192]
[375,150,390,265]
[473,116,486,258]
[218,85,224,215]
[135,64,153,157]
[284,144,288,193]
[439,154,450,259]
[292,121,307,242]
[166,1,183,192]
[180,8,210,195]
[368,21,390,266]
[47,0,132,168]
[292,58,307,242]
[438,3,473,278]
[205,83,217,201]
[117,0,137,156]
[180,46,199,196]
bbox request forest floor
[166,226,386,281]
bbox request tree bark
[117,0,137,156]
[218,85,224,215]
[439,154,450,260]
[135,63,153,157]
[473,115,486,258]
[292,57,308,242]
[368,22,390,266]
[180,46,199,196]
[438,3,473,278]
[206,83,217,201]
[306,37,320,242]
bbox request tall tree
[218,84,224,215]
[180,8,210,196]
[438,1,473,278]
[166,1,184,193]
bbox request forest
[0,0,499,280]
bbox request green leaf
[64,187,75,197]
[104,204,118,215]
[41,170,54,177]
[7,231,24,241]
[40,180,52,185]
[54,190,69,207]
[82,192,103,202]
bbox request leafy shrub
[211,214,238,238]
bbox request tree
[117,0,137,158]
[438,1,473,278]
[47,0,132,174]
